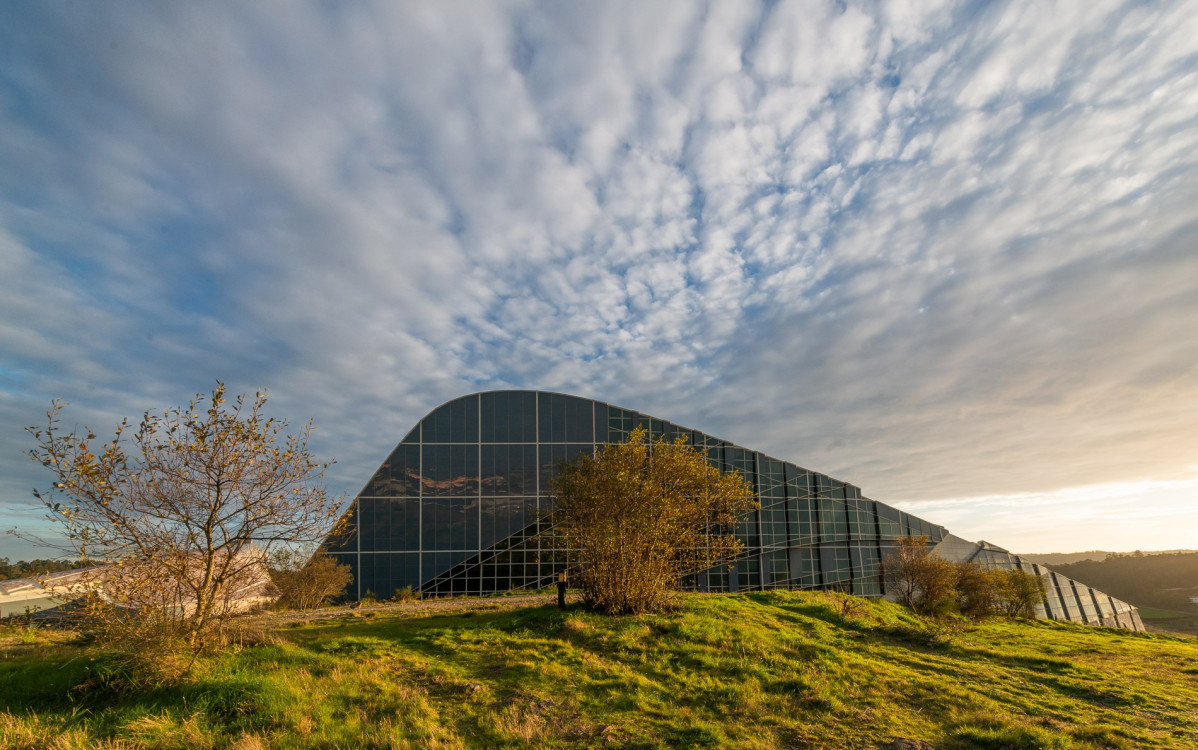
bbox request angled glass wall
[324,390,1141,631]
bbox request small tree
[26,384,342,649]
[269,549,353,611]
[550,427,757,614]
[996,568,1047,619]
[955,562,1001,619]
[882,535,958,615]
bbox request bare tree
[26,383,342,648]
[882,535,957,615]
[550,427,757,614]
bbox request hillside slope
[2,591,1197,749]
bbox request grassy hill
[3,591,1197,749]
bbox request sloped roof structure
[325,391,1141,630]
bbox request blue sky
[2,1,1196,559]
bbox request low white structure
[0,568,99,618]
[0,547,279,620]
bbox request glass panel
[420,445,479,497]
[1075,582,1098,623]
[797,547,821,588]
[359,497,380,551]
[876,503,903,538]
[358,554,379,600]
[431,403,451,443]
[847,498,878,539]
[324,501,359,553]
[540,443,595,490]
[386,553,417,593]
[759,457,785,497]
[481,445,536,496]
[593,403,608,443]
[400,498,420,550]
[766,550,789,587]
[420,394,481,444]
[820,545,852,587]
[481,392,536,442]
[607,407,633,442]
[737,510,760,547]
[538,392,561,443]
[566,396,594,443]
[819,498,848,542]
[359,443,420,497]
[464,497,480,551]
[852,544,881,596]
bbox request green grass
[3,591,1198,748]
[1137,606,1198,636]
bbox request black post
[557,571,567,609]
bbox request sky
[2,0,1196,560]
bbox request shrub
[882,536,958,615]
[390,586,419,603]
[550,427,757,615]
[955,563,1001,619]
[270,550,353,611]
[996,569,1047,619]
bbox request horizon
[3,1,1197,559]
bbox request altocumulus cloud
[1,0,1197,555]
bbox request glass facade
[325,391,1141,630]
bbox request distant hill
[1018,551,1112,566]
[1018,549,1197,567]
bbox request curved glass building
[325,390,1142,630]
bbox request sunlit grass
[2,591,1196,748]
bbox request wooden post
[557,571,567,609]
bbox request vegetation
[882,536,1045,619]
[955,564,1046,620]
[882,535,956,613]
[2,591,1196,749]
[268,551,353,611]
[0,558,88,582]
[549,426,757,614]
[25,383,342,650]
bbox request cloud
[2,0,1197,555]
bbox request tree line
[0,558,89,581]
